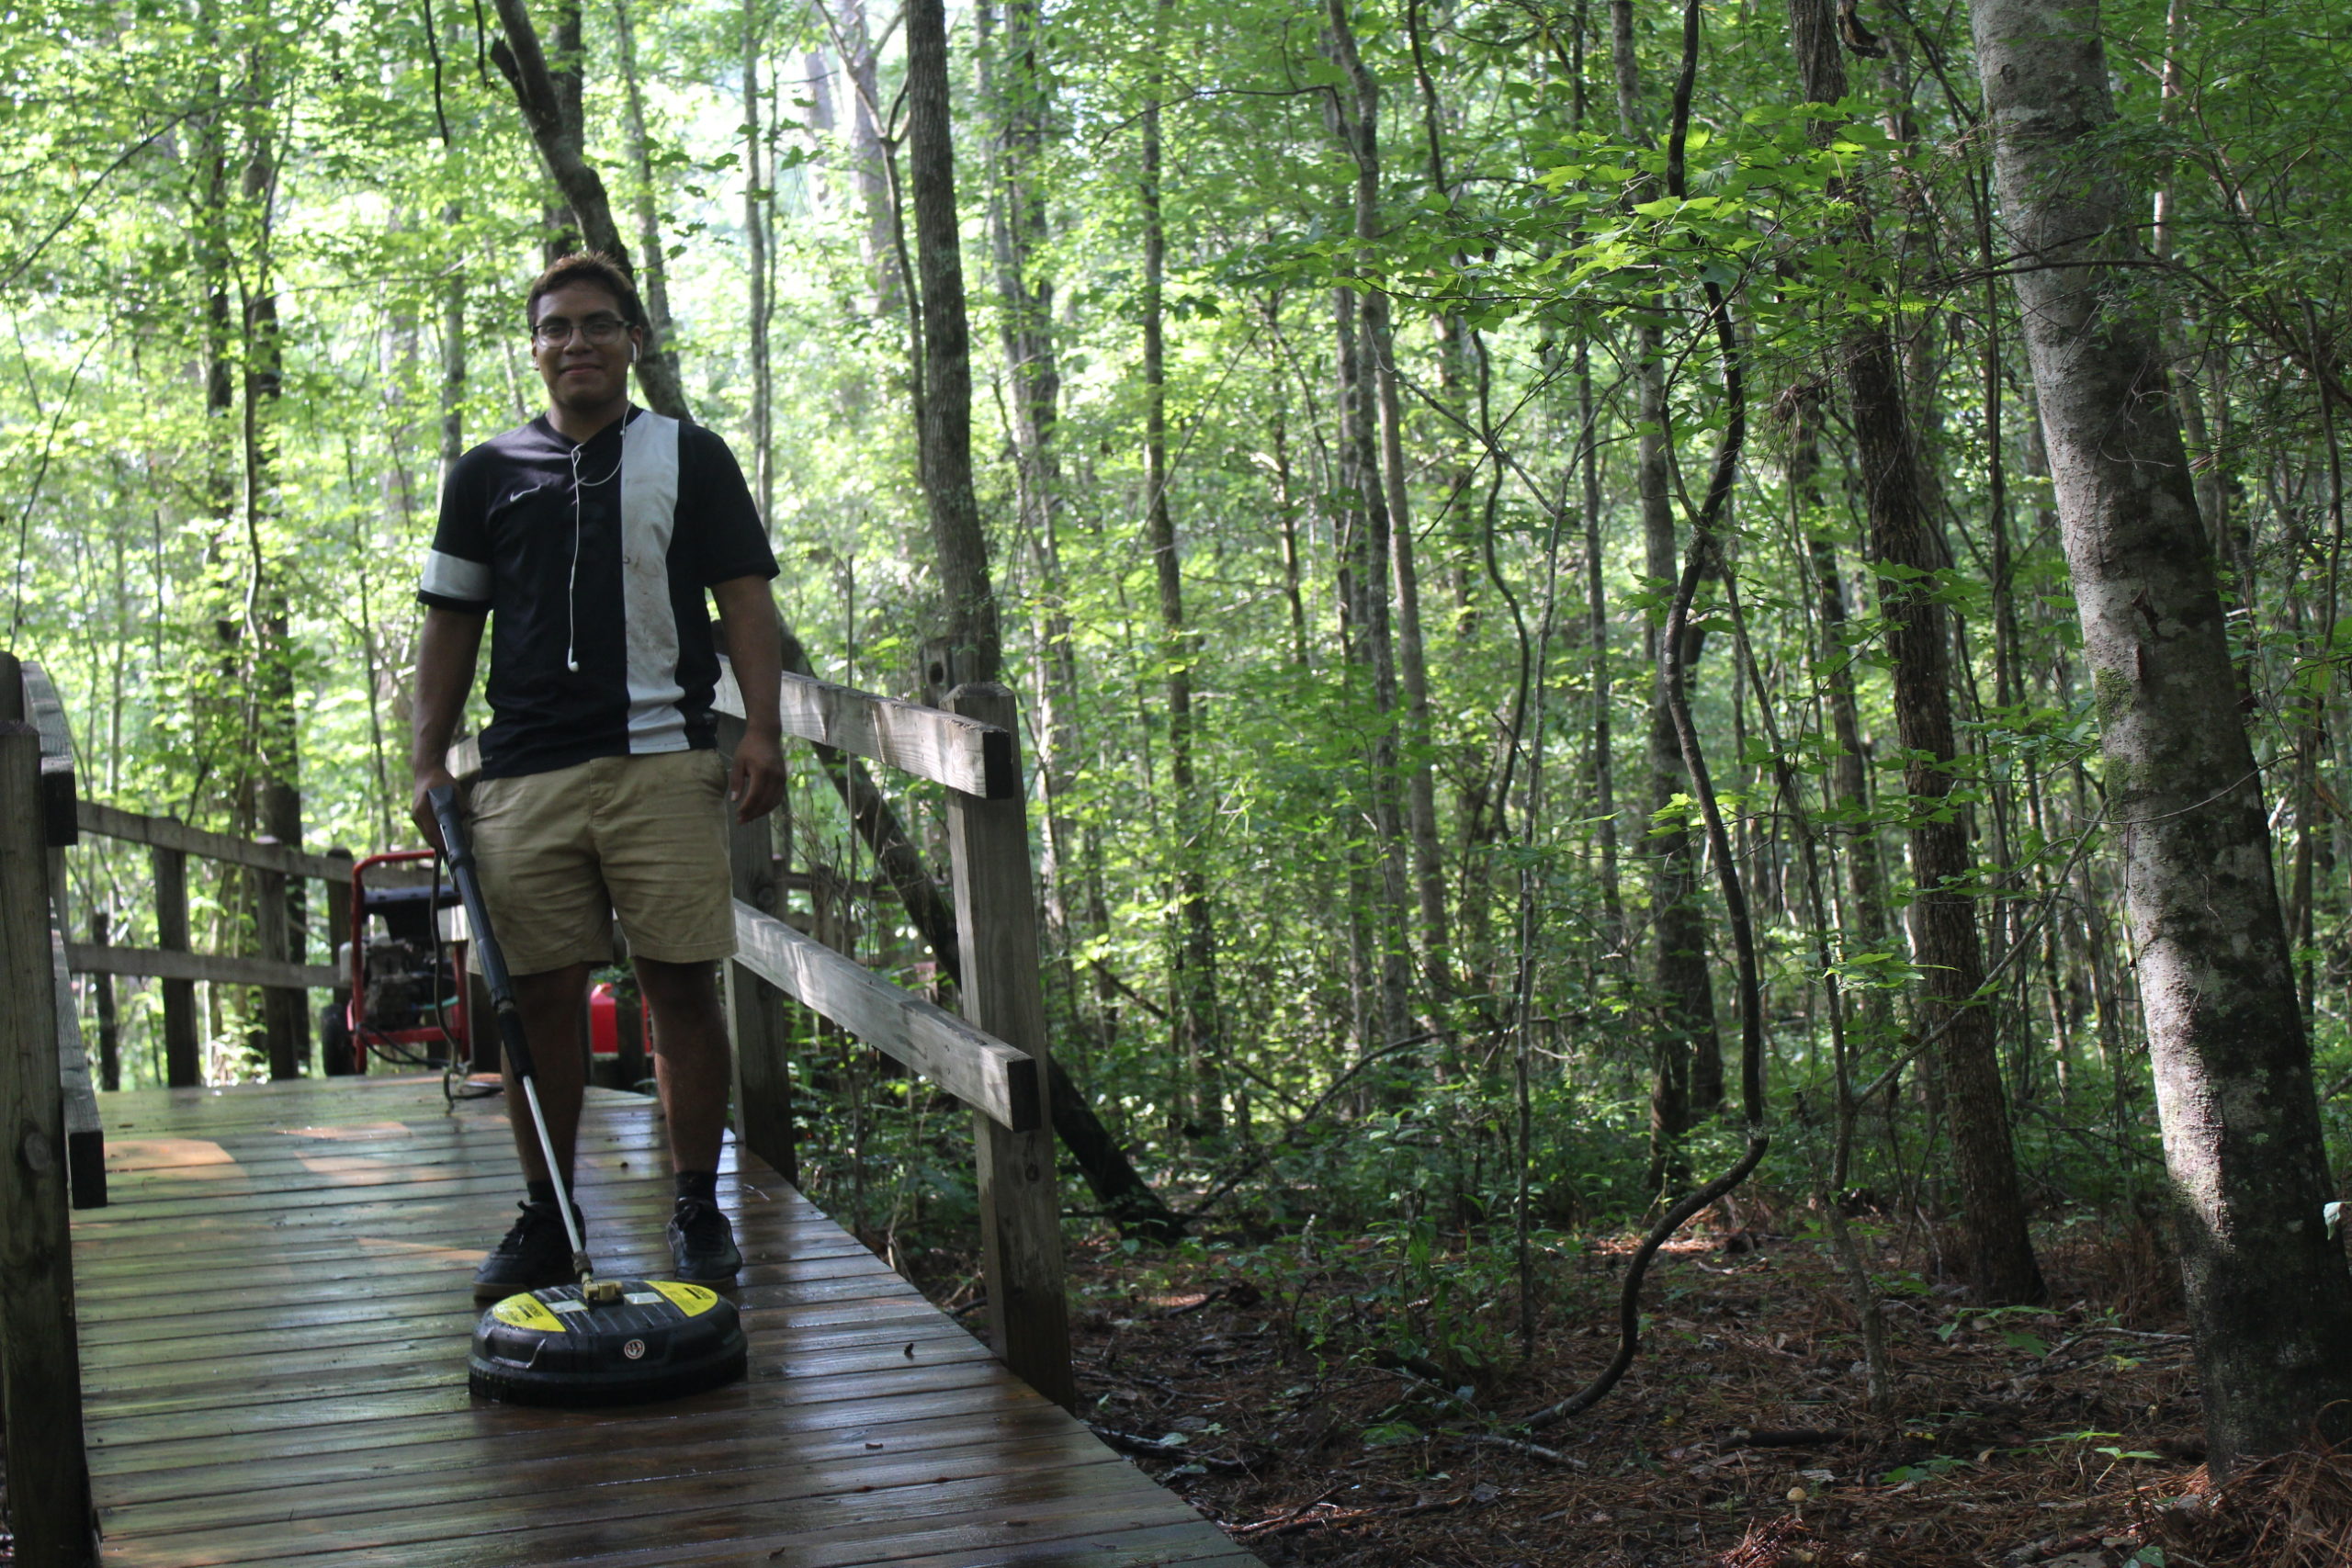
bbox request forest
[9,0,2352,1562]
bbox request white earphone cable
[563,409,631,674]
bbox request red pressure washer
[334,850,642,1098]
[427,785,748,1407]
[332,849,478,1084]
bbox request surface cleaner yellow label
[491,1294,568,1333]
[649,1280,719,1316]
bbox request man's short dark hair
[526,252,646,330]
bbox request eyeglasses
[531,313,631,348]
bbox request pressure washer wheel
[469,1280,747,1406]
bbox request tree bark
[1791,0,2043,1304]
[741,0,774,521]
[1327,0,1452,1021]
[1640,322,1721,1168]
[840,0,903,316]
[611,0,683,417]
[1969,0,2352,1469]
[1580,340,1623,950]
[1326,6,1413,1057]
[239,102,306,1078]
[902,0,1000,683]
[980,0,1092,1049]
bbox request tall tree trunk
[1969,0,2352,1469]
[905,0,1000,683]
[1272,408,1311,669]
[243,112,306,1079]
[538,0,584,262]
[1579,340,1622,950]
[439,254,466,477]
[1325,7,1412,1058]
[1611,0,1722,1172]
[612,0,683,411]
[1327,0,1452,1023]
[742,0,774,521]
[1640,329,1721,1162]
[839,0,902,316]
[1140,30,1223,1134]
[1789,396,1886,954]
[1332,287,1413,1057]
[1791,0,2043,1305]
[980,0,1090,1044]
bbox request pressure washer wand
[428,785,602,1292]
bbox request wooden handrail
[66,944,339,990]
[77,799,352,882]
[20,660,77,847]
[22,662,346,1082]
[16,660,105,1206]
[710,660,1019,799]
[729,900,1039,1132]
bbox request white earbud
[630,341,640,363]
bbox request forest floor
[900,1206,2352,1568]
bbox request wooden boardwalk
[72,1076,1256,1568]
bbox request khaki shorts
[468,750,734,976]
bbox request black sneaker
[472,1200,582,1303]
[667,1197,741,1284]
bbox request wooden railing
[0,651,101,1565]
[66,795,349,1084]
[712,666,1074,1409]
[13,655,355,1088]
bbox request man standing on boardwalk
[407,252,786,1301]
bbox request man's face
[530,281,639,418]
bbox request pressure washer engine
[427,785,749,1408]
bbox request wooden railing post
[614,980,648,1091]
[944,682,1075,1410]
[255,840,304,1077]
[153,843,200,1087]
[0,723,101,1566]
[322,848,356,1075]
[90,908,119,1091]
[718,707,796,1183]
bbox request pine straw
[899,1215,2346,1565]
[2129,1440,2352,1568]
[1708,1514,1870,1567]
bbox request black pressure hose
[427,784,601,1291]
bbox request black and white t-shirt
[417,410,778,780]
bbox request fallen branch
[1087,1424,1253,1474]
[1228,1491,1468,1539]
[1726,1427,1854,1450]
[1449,1432,1588,1468]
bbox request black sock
[526,1179,559,1208]
[674,1169,718,1205]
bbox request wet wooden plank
[75,1077,1254,1567]
[97,1382,1082,1511]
